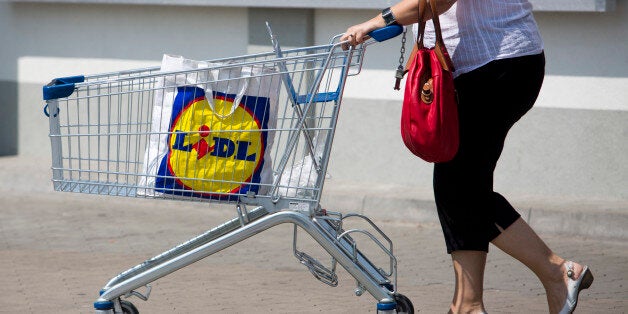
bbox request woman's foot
[546,260,593,314]
[559,261,594,314]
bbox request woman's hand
[340,17,385,50]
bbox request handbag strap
[405,0,454,72]
[429,0,454,72]
[429,0,446,49]
[416,0,429,49]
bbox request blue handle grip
[367,25,404,42]
[43,75,85,100]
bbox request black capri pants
[433,52,545,253]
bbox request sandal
[558,261,594,314]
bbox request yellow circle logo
[167,93,264,196]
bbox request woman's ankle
[539,256,566,286]
[449,301,487,314]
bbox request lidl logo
[156,86,270,199]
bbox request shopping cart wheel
[394,294,414,314]
[120,300,139,314]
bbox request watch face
[382,8,396,26]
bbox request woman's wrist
[369,14,387,30]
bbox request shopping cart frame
[43,24,414,313]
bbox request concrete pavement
[0,156,626,313]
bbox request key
[394,66,406,90]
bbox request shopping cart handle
[43,75,85,101]
[367,25,404,42]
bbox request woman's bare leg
[490,217,586,313]
[449,250,488,314]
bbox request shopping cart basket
[43,24,414,313]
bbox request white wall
[1,2,249,156]
[2,2,249,80]
[536,6,628,111]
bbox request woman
[340,1,593,313]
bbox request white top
[413,0,544,77]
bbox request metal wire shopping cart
[43,24,413,313]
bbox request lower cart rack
[95,207,413,313]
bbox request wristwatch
[382,7,398,26]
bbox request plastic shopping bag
[276,130,329,198]
[140,54,280,200]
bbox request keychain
[394,26,408,90]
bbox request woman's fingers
[341,33,365,50]
[341,23,372,50]
[341,33,356,50]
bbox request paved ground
[0,156,626,313]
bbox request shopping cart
[43,24,414,313]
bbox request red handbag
[400,0,459,163]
